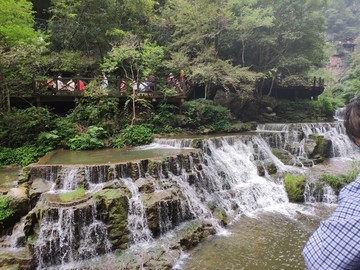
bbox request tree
[101,37,163,124]
[0,0,42,112]
[0,0,38,47]
[228,0,274,66]
[160,0,258,99]
[48,0,157,57]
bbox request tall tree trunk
[241,40,246,66]
[131,88,136,125]
[267,76,276,97]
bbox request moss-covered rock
[142,188,182,237]
[272,148,295,165]
[284,173,306,202]
[94,187,130,251]
[306,135,332,164]
[213,207,228,226]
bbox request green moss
[214,207,228,226]
[59,186,86,202]
[284,173,306,202]
[319,164,360,193]
[177,219,202,236]
[272,148,293,165]
[27,235,37,245]
[0,194,14,222]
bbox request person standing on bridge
[66,79,75,91]
[56,76,64,91]
[101,75,109,90]
[303,96,360,269]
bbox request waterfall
[121,177,153,244]
[30,164,113,269]
[35,200,112,269]
[334,107,345,121]
[6,122,360,269]
[257,122,360,159]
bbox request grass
[59,186,86,202]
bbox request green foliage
[284,173,306,203]
[69,97,120,134]
[67,126,106,150]
[151,104,181,132]
[0,0,38,47]
[46,50,93,75]
[0,145,42,167]
[309,96,340,118]
[325,0,360,40]
[37,131,61,153]
[319,164,360,192]
[59,186,86,202]
[275,99,339,122]
[0,107,55,148]
[181,99,232,132]
[111,125,154,148]
[332,63,360,104]
[53,116,78,146]
[0,194,14,222]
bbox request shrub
[284,173,306,202]
[151,104,182,133]
[68,97,120,135]
[319,164,360,193]
[0,107,55,147]
[67,126,106,150]
[110,125,154,148]
[37,131,62,153]
[0,145,41,167]
[180,99,232,132]
[0,195,14,222]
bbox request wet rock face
[12,152,206,268]
[94,187,130,251]
[0,187,30,236]
[305,135,332,164]
[142,188,193,237]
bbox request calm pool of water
[38,147,197,165]
[183,204,335,270]
[0,166,20,187]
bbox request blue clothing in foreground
[303,174,360,270]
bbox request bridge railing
[34,77,159,98]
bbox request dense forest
[0,0,360,167]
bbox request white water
[35,200,112,269]
[121,177,153,244]
[33,165,113,269]
[5,122,360,269]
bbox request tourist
[132,80,138,93]
[66,79,75,91]
[180,69,185,81]
[120,79,127,91]
[101,75,109,90]
[303,96,360,269]
[56,76,64,90]
[139,81,147,91]
[47,78,56,95]
[77,79,85,91]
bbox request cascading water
[3,122,360,269]
[121,177,153,244]
[35,200,112,269]
[31,165,113,269]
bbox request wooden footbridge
[9,77,191,112]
